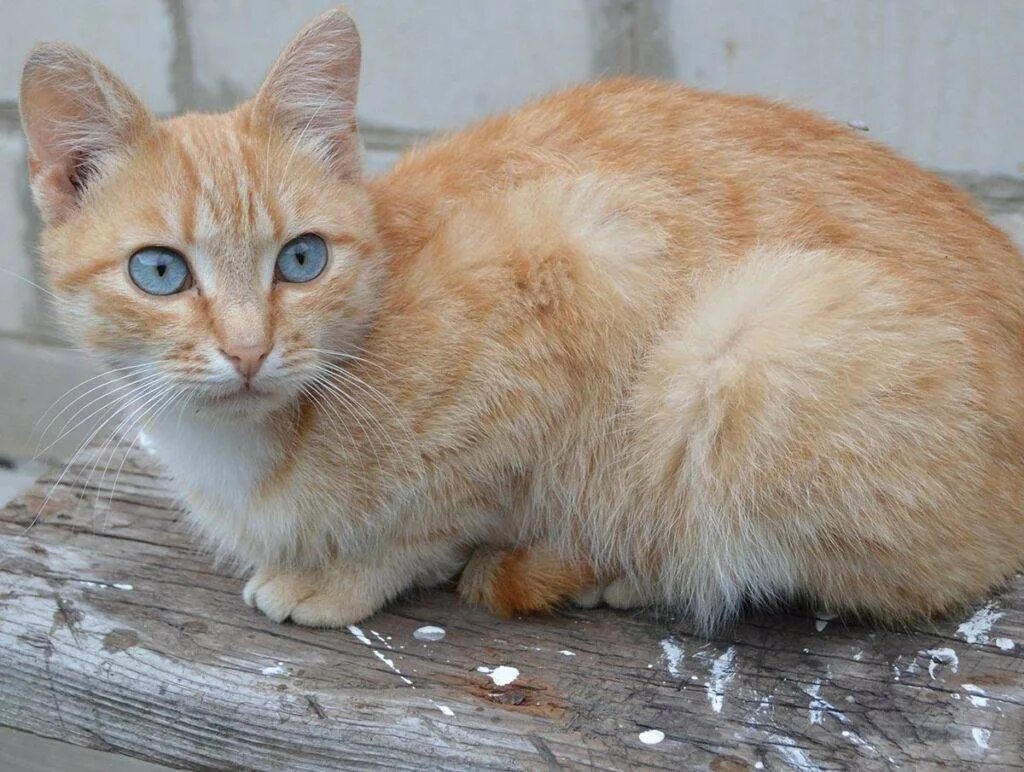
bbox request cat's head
[19,8,378,417]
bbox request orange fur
[460,548,595,617]
[20,8,1024,631]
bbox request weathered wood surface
[1,445,1022,770]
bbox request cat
[19,7,1024,633]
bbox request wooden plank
[1,446,1022,770]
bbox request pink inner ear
[23,94,110,223]
[23,110,87,223]
[20,44,152,224]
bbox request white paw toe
[571,584,604,608]
[251,574,317,623]
[603,577,644,609]
[242,570,270,607]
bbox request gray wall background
[2,0,1023,459]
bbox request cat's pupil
[156,263,167,277]
[296,251,306,265]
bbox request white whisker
[35,369,166,459]
[34,363,154,454]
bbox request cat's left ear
[253,8,363,179]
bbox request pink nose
[219,343,269,380]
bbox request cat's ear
[20,44,152,224]
[252,8,362,178]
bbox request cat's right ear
[19,44,152,224]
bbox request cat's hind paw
[570,584,604,608]
[569,578,645,609]
[602,576,644,609]
[459,547,594,617]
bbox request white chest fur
[141,410,295,565]
[143,412,276,509]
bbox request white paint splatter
[433,702,455,717]
[841,730,878,755]
[707,647,736,713]
[769,734,820,772]
[995,637,1015,651]
[805,679,848,726]
[260,662,288,676]
[413,625,446,642]
[372,650,412,684]
[347,625,372,646]
[660,637,684,676]
[558,649,576,656]
[477,665,519,686]
[957,603,1003,645]
[972,727,991,750]
[922,648,959,679]
[638,729,665,745]
[349,625,413,685]
[853,651,863,661]
[806,680,825,725]
[76,580,133,590]
[962,684,989,707]
[371,630,390,647]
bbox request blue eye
[128,247,191,296]
[276,234,328,283]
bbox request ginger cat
[20,8,1024,633]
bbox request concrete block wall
[1,0,1023,458]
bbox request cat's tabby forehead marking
[164,117,284,250]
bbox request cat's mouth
[221,386,266,398]
[192,373,300,414]
[204,383,276,406]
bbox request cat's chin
[195,386,294,418]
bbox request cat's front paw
[243,567,384,627]
[243,568,319,622]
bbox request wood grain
[1,445,1022,770]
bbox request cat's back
[371,77,1024,342]
[375,77,1018,262]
